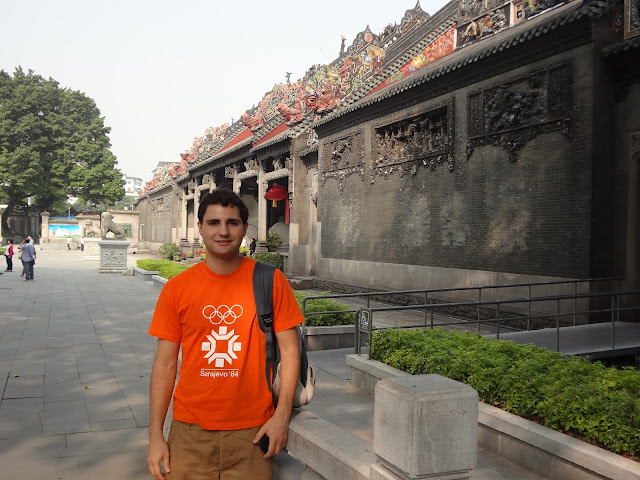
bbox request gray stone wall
[318,45,593,280]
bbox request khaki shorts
[166,420,273,480]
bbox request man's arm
[147,339,180,479]
[253,326,300,457]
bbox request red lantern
[266,184,288,208]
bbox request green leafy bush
[371,328,640,458]
[240,246,248,256]
[294,291,354,326]
[136,259,189,279]
[254,252,283,270]
[159,242,180,260]
[266,231,283,252]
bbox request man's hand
[147,435,171,479]
[253,409,290,458]
[252,327,300,458]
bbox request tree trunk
[1,199,18,238]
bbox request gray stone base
[98,240,130,273]
[83,237,101,261]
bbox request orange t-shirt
[148,257,303,430]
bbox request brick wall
[319,46,593,279]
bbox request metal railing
[353,290,640,357]
[300,277,619,337]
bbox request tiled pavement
[0,248,543,479]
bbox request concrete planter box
[304,325,362,351]
[132,266,159,282]
[346,354,640,480]
[152,274,168,290]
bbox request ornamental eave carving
[264,168,290,182]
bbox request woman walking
[4,239,13,272]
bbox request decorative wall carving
[151,194,172,216]
[224,166,237,179]
[467,63,572,162]
[187,179,197,193]
[457,5,508,46]
[321,132,365,191]
[244,159,259,172]
[632,131,640,157]
[371,99,455,183]
[625,0,640,39]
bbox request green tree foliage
[0,67,124,234]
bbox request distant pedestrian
[249,237,256,256]
[27,235,34,245]
[4,239,14,272]
[67,236,72,250]
[81,237,85,251]
[19,240,36,280]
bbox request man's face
[198,204,248,259]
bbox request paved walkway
[0,248,543,479]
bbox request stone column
[372,374,478,480]
[180,190,188,243]
[40,211,50,243]
[233,176,241,195]
[193,188,201,246]
[257,165,268,252]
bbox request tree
[0,67,124,235]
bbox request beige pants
[166,420,273,480]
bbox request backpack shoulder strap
[253,261,277,389]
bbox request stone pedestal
[83,238,101,261]
[374,375,478,480]
[98,240,130,273]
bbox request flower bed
[370,328,640,460]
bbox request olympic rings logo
[202,304,243,325]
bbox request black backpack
[252,261,315,408]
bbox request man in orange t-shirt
[147,189,303,480]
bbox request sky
[1,0,449,183]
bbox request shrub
[159,242,180,260]
[266,231,283,252]
[370,328,640,458]
[293,291,354,326]
[136,259,189,279]
[254,252,283,270]
[240,246,248,256]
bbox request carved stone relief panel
[625,0,640,39]
[321,132,365,191]
[371,98,455,183]
[151,194,173,216]
[467,63,572,162]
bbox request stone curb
[346,354,640,480]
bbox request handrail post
[430,307,434,329]
[355,310,361,354]
[477,288,482,333]
[556,298,561,352]
[424,291,428,326]
[496,302,500,340]
[527,284,531,331]
[573,281,577,326]
[611,295,616,350]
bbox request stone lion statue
[101,212,125,239]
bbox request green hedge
[294,291,354,327]
[136,259,189,279]
[370,328,640,458]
